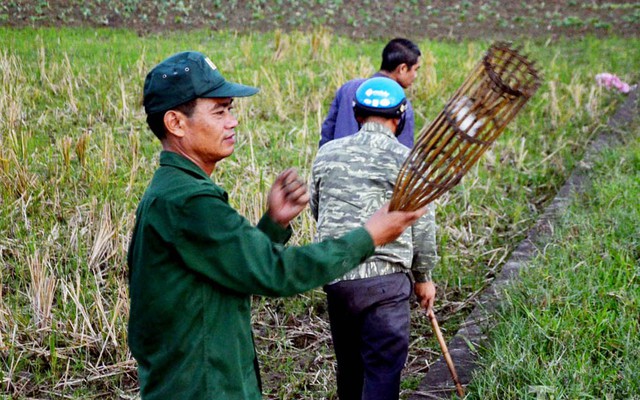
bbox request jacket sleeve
[309,162,320,222]
[256,212,292,244]
[397,99,415,148]
[319,88,341,148]
[410,203,438,282]
[171,193,375,297]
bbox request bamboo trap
[390,42,541,211]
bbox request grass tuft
[467,123,640,399]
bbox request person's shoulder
[314,136,358,165]
[193,179,225,195]
[392,141,411,161]
[347,76,367,84]
[157,168,226,200]
[179,184,230,217]
[337,77,367,92]
[317,135,352,156]
[367,134,409,162]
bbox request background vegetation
[3,0,639,40]
[468,125,640,399]
[0,2,639,398]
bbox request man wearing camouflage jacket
[310,77,438,400]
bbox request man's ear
[395,63,409,75]
[391,117,403,136]
[164,110,186,138]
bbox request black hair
[380,38,421,72]
[146,98,199,140]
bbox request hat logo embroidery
[364,88,390,98]
[204,57,217,71]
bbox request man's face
[397,57,421,89]
[180,97,238,168]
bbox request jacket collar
[159,151,211,180]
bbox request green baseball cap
[143,51,259,115]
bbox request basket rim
[483,42,541,98]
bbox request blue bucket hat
[353,76,407,119]
[353,77,408,135]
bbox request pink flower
[596,72,632,93]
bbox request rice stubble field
[1,6,639,399]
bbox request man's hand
[414,281,436,311]
[267,168,310,228]
[364,203,427,246]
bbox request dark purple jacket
[319,72,415,148]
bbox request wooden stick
[427,308,465,398]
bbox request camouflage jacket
[310,122,438,283]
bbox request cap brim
[202,81,259,98]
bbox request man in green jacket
[127,50,426,400]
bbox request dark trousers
[324,273,411,400]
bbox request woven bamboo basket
[389,42,541,211]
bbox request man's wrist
[267,209,290,228]
[258,212,292,244]
[412,270,431,283]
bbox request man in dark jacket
[319,38,421,148]
[127,50,426,399]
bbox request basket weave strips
[389,42,541,211]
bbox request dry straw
[390,42,541,211]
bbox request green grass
[0,26,638,398]
[467,124,640,399]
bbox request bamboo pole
[427,308,465,398]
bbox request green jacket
[127,151,374,399]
